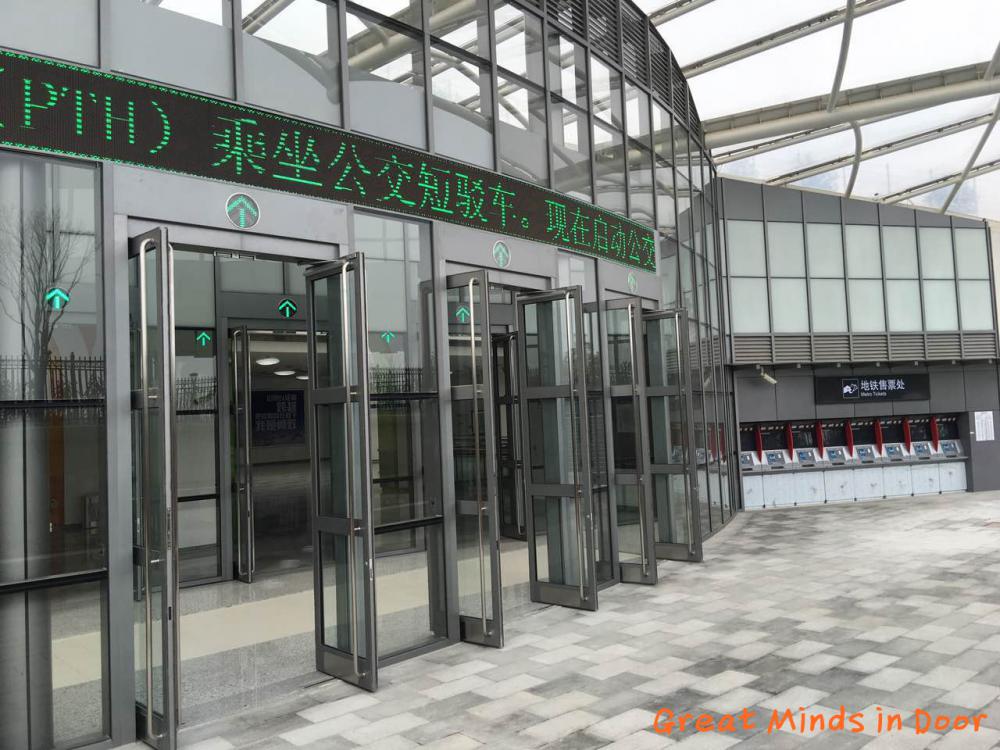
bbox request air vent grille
[773,336,811,363]
[889,334,924,360]
[732,336,772,364]
[588,0,620,62]
[649,33,671,106]
[547,0,585,37]
[962,332,999,358]
[851,334,889,362]
[811,335,850,362]
[621,4,649,85]
[926,333,961,359]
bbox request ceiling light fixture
[256,357,280,366]
[273,369,295,376]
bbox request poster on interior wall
[814,374,930,404]
[252,391,305,446]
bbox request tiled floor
[162,491,1000,749]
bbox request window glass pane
[848,279,885,332]
[354,214,436,391]
[806,223,843,277]
[593,123,626,215]
[548,34,587,108]
[652,104,672,163]
[655,158,676,237]
[886,279,922,331]
[0,155,102,402]
[959,280,994,330]
[351,0,422,27]
[147,0,228,24]
[29,581,108,746]
[550,101,591,202]
[955,227,990,279]
[346,11,426,149]
[243,0,341,126]
[918,227,955,278]
[628,143,654,227]
[845,225,881,278]
[173,249,216,327]
[494,1,543,84]
[766,222,805,277]
[809,279,846,332]
[726,220,765,276]
[882,226,919,278]
[219,255,283,293]
[497,77,548,185]
[428,0,489,56]
[431,47,493,169]
[590,56,622,129]
[922,280,958,330]
[770,278,807,332]
[730,278,769,333]
[625,84,651,147]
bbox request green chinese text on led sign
[0,50,656,273]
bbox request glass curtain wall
[0,152,108,750]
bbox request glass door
[516,287,597,610]
[306,254,377,691]
[230,326,254,582]
[605,298,657,584]
[644,310,702,562]
[447,271,503,647]
[129,227,180,749]
[493,332,525,541]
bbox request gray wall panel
[962,410,1000,491]
[878,203,916,226]
[762,185,802,221]
[735,375,777,422]
[802,191,841,224]
[816,403,855,419]
[0,0,98,64]
[929,368,966,412]
[964,366,1000,411]
[722,180,763,220]
[775,375,815,420]
[843,197,877,224]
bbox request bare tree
[0,207,90,400]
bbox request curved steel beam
[844,121,862,197]
[679,0,903,78]
[827,0,857,113]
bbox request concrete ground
[166,491,1000,749]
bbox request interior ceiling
[649,0,1000,223]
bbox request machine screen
[740,453,754,468]
[941,441,959,456]
[913,443,931,458]
[765,451,785,466]
[886,445,904,459]
[796,449,815,464]
[828,447,845,462]
[857,446,875,461]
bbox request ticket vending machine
[936,416,967,492]
[790,422,825,505]
[908,417,941,495]
[850,419,885,500]
[880,417,913,497]
[819,420,855,502]
[739,426,764,509]
[759,424,795,507]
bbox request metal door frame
[603,297,657,584]
[446,270,504,647]
[305,253,378,691]
[230,326,254,583]
[129,226,180,749]
[644,308,703,562]
[515,286,598,611]
[492,331,526,541]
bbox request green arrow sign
[226,193,260,229]
[380,331,396,344]
[196,331,212,347]
[44,287,70,311]
[455,305,471,323]
[493,241,511,268]
[278,298,298,318]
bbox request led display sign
[815,374,930,404]
[0,49,657,272]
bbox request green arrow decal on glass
[278,298,298,318]
[44,286,70,311]
[380,331,396,344]
[455,305,471,323]
[196,331,212,347]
